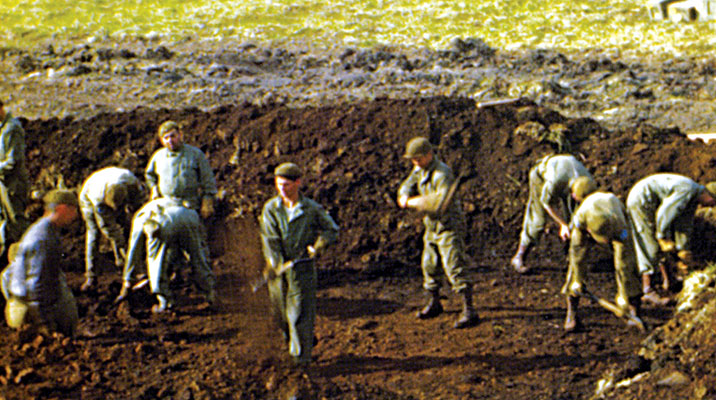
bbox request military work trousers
[518,166,575,248]
[421,226,470,293]
[146,229,215,301]
[561,229,642,311]
[4,278,78,337]
[627,201,696,275]
[267,261,316,364]
[81,203,125,279]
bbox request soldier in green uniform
[260,162,339,365]
[511,154,595,274]
[397,137,478,329]
[626,173,716,305]
[563,188,643,332]
[0,99,30,260]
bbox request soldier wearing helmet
[563,189,643,332]
[397,137,478,329]
[511,154,596,274]
[78,166,144,291]
[626,173,716,306]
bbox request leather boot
[114,281,131,303]
[626,297,647,332]
[564,296,580,332]
[454,286,479,329]
[80,276,94,292]
[416,289,443,319]
[641,274,670,306]
[511,244,531,274]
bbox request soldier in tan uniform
[626,173,716,305]
[511,154,595,274]
[78,166,144,291]
[397,137,478,329]
[562,187,643,332]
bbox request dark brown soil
[2,96,716,399]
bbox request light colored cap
[43,189,79,207]
[705,182,716,199]
[274,162,302,180]
[403,137,433,159]
[105,184,127,210]
[571,176,597,202]
[157,120,180,138]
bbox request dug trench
[2,97,716,399]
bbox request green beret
[43,189,79,207]
[274,162,302,180]
[403,137,433,159]
[571,176,597,202]
[157,120,180,138]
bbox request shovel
[578,288,645,331]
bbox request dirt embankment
[0,95,715,399]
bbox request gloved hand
[677,249,693,264]
[657,238,676,252]
[307,236,328,258]
[200,197,214,219]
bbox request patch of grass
[1,0,714,56]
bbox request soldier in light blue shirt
[511,154,595,274]
[3,190,79,337]
[145,120,217,218]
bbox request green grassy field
[1,0,714,56]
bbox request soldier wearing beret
[259,162,339,365]
[3,189,79,337]
[78,166,144,291]
[397,137,478,329]
[626,173,716,305]
[0,99,30,260]
[145,120,217,218]
[562,187,643,332]
[511,154,595,274]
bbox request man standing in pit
[78,166,144,291]
[0,99,30,260]
[145,120,217,219]
[626,173,716,305]
[562,186,643,332]
[260,162,339,365]
[511,154,595,274]
[3,190,80,337]
[397,137,478,329]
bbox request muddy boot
[80,276,94,292]
[454,286,479,329]
[152,294,172,313]
[641,274,671,306]
[416,289,443,319]
[676,250,693,280]
[626,297,646,332]
[114,281,131,304]
[511,244,531,274]
[564,296,580,332]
